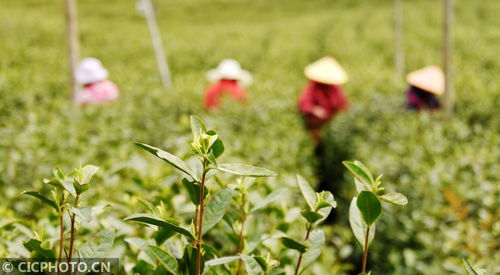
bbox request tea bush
[1,0,498,274]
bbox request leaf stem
[193,206,199,245]
[361,226,371,273]
[294,223,313,275]
[196,160,208,275]
[67,194,79,274]
[236,192,247,275]
[57,193,65,275]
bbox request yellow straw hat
[304,56,348,85]
[406,65,445,95]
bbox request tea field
[0,0,498,274]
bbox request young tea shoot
[343,160,408,274]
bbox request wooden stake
[141,0,172,89]
[65,0,79,100]
[393,0,405,77]
[443,0,454,115]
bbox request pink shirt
[75,80,119,104]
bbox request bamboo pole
[141,0,172,89]
[393,0,405,77]
[65,0,79,100]
[443,0,454,115]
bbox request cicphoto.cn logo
[0,258,119,274]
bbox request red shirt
[298,81,349,128]
[204,79,246,110]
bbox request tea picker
[137,0,172,89]
[204,59,252,111]
[74,58,120,104]
[405,65,444,111]
[298,56,349,144]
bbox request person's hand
[312,106,327,119]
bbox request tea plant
[23,165,115,265]
[343,160,408,274]
[125,115,277,275]
[463,258,486,275]
[280,175,336,275]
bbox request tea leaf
[70,206,93,223]
[343,161,373,190]
[190,115,207,139]
[23,239,55,259]
[251,188,287,213]
[281,237,308,253]
[137,198,159,216]
[78,228,115,258]
[380,192,408,206]
[301,229,325,272]
[125,213,195,240]
[210,138,225,158]
[462,258,486,275]
[315,191,335,224]
[81,164,99,184]
[136,143,198,181]
[300,209,323,224]
[349,197,375,250]
[296,175,316,210]
[356,191,382,225]
[217,163,277,177]
[241,254,265,275]
[125,238,156,265]
[205,255,241,266]
[23,191,59,211]
[148,245,179,274]
[202,187,234,235]
[182,178,208,206]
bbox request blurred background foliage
[0,0,498,274]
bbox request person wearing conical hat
[406,65,444,111]
[298,56,349,143]
[74,57,119,104]
[204,59,252,111]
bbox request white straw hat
[76,57,109,85]
[304,56,348,85]
[407,65,445,95]
[206,59,253,86]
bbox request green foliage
[201,187,233,235]
[148,245,179,274]
[1,0,498,273]
[23,239,55,259]
[216,163,278,177]
[78,228,116,258]
[356,191,382,226]
[349,197,375,250]
[462,258,486,275]
[344,161,407,273]
[301,229,325,271]
[124,214,195,240]
[22,191,59,211]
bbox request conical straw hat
[304,56,348,85]
[406,65,445,95]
